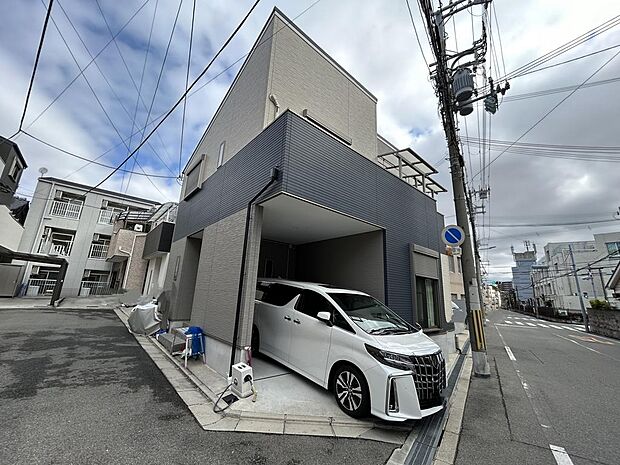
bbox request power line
[405,0,429,69]
[123,0,160,193]
[43,3,168,200]
[21,0,152,133]
[472,48,620,180]
[20,131,176,178]
[10,0,54,139]
[52,0,175,178]
[179,0,197,177]
[501,76,620,102]
[86,0,263,193]
[489,218,619,228]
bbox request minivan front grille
[410,351,446,409]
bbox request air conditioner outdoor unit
[93,233,100,242]
[31,266,40,275]
[83,270,91,278]
[102,200,109,207]
[134,224,144,232]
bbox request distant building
[531,232,620,312]
[511,245,537,302]
[18,177,160,297]
[496,281,515,309]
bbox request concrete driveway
[0,308,394,465]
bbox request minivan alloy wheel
[335,370,363,412]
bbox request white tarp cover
[128,302,161,335]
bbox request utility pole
[597,268,608,301]
[531,274,539,318]
[568,244,590,332]
[418,0,508,377]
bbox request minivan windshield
[328,293,418,335]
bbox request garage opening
[248,194,386,418]
[258,193,385,301]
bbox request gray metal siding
[143,222,174,259]
[283,112,442,323]
[174,115,288,240]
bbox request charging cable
[213,383,233,414]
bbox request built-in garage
[258,193,385,301]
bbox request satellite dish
[38,167,48,177]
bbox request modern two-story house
[163,8,452,375]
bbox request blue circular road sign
[441,225,465,246]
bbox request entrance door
[416,276,439,329]
[289,290,334,384]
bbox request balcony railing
[88,243,109,259]
[50,200,82,219]
[26,278,57,296]
[79,281,112,296]
[39,239,73,257]
[98,208,125,225]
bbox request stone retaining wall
[589,307,620,340]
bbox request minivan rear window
[256,283,301,306]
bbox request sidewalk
[0,291,143,310]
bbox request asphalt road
[456,309,620,465]
[0,308,394,465]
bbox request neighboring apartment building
[18,177,159,297]
[511,246,537,302]
[106,202,177,297]
[0,136,27,207]
[531,232,620,311]
[163,9,451,376]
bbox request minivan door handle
[293,318,301,324]
[284,315,291,321]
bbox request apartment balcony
[143,222,174,259]
[88,243,109,260]
[38,238,73,257]
[26,278,57,296]
[50,200,83,219]
[98,208,125,225]
[79,280,112,296]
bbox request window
[8,158,23,182]
[184,154,204,198]
[295,290,334,318]
[217,141,225,168]
[416,276,440,329]
[256,283,300,306]
[329,292,416,334]
[606,242,620,257]
[333,309,355,333]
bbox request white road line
[575,327,585,332]
[562,326,576,331]
[515,321,525,326]
[525,322,537,327]
[549,324,563,330]
[505,346,516,361]
[537,323,549,328]
[554,334,620,363]
[550,445,574,465]
[504,320,513,324]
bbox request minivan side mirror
[316,311,333,326]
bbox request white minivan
[252,279,446,421]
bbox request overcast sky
[1,0,619,281]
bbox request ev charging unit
[231,362,254,398]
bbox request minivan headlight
[365,344,414,371]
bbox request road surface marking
[575,327,585,332]
[549,324,563,329]
[525,322,537,327]
[550,445,574,465]
[554,334,620,362]
[515,321,525,326]
[495,324,530,328]
[505,320,514,324]
[562,326,577,331]
[505,346,516,361]
[537,323,549,328]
